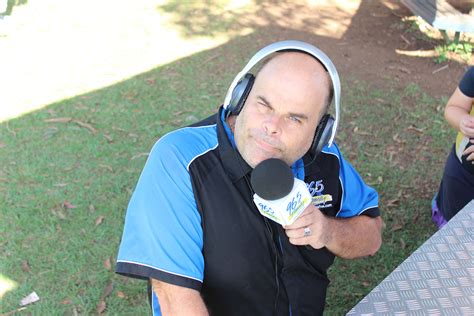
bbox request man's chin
[249,154,283,168]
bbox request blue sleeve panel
[459,66,474,97]
[151,289,162,316]
[322,143,379,218]
[116,124,218,291]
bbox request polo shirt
[116,106,380,315]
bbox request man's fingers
[283,209,314,230]
[285,226,311,239]
[288,236,310,245]
[288,236,324,249]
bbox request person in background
[432,66,474,229]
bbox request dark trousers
[436,145,474,221]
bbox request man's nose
[263,115,282,135]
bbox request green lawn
[1,1,462,312]
[0,41,454,314]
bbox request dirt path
[243,0,473,100]
[328,0,472,99]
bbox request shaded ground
[1,0,471,120]
[217,0,473,100]
[155,0,473,118]
[317,0,472,99]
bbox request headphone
[223,40,341,160]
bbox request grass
[0,47,242,314]
[325,80,453,314]
[0,1,460,314]
[435,41,473,63]
[1,43,454,315]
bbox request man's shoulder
[318,142,344,165]
[149,114,219,168]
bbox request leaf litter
[96,281,113,314]
[21,260,31,273]
[95,216,105,226]
[44,117,97,134]
[103,257,111,271]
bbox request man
[116,41,382,315]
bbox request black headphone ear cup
[311,114,334,159]
[227,73,255,116]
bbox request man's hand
[283,206,332,249]
[283,204,382,259]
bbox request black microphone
[251,158,312,225]
[250,158,294,200]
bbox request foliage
[434,41,473,63]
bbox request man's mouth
[254,137,280,155]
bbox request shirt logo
[306,180,333,209]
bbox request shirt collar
[217,106,252,183]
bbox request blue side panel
[152,289,161,315]
[322,143,379,218]
[117,124,218,284]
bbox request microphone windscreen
[250,158,294,200]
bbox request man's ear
[226,115,237,133]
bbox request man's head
[228,52,332,168]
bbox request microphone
[251,158,312,225]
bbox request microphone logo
[251,158,311,225]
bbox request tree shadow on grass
[156,0,353,39]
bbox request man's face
[231,53,330,168]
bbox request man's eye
[289,116,301,124]
[257,102,271,111]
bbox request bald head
[230,51,334,167]
[256,52,333,114]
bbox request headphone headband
[223,40,341,147]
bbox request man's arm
[151,278,209,316]
[284,205,383,259]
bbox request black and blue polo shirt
[116,106,380,315]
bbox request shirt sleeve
[459,66,474,98]
[116,132,204,291]
[324,143,380,218]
